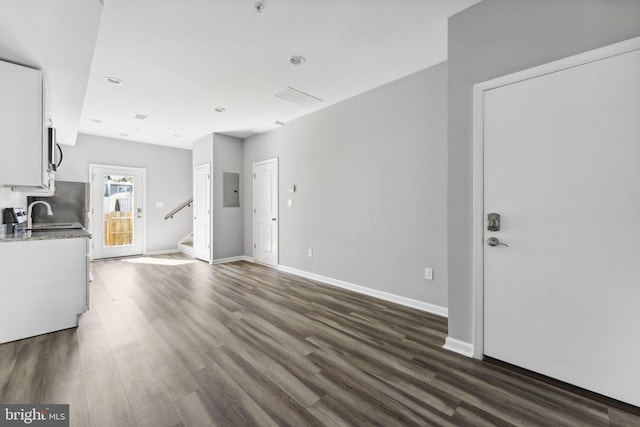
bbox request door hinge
[253,173,256,179]
[208,244,211,249]
[253,208,256,214]
[253,243,256,249]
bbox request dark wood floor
[1,254,639,426]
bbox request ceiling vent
[275,87,323,108]
[133,113,147,120]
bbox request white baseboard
[213,255,253,264]
[276,264,448,318]
[178,244,194,257]
[443,336,474,358]
[145,249,181,256]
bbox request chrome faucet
[27,200,53,229]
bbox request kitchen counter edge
[0,228,92,243]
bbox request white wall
[212,134,243,260]
[193,133,244,261]
[447,0,640,344]
[56,133,193,253]
[243,63,448,308]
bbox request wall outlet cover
[424,267,434,280]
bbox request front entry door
[91,165,145,259]
[193,163,211,262]
[253,158,278,266]
[483,44,640,406]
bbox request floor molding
[276,264,448,318]
[443,336,474,358]
[145,249,180,256]
[213,255,253,264]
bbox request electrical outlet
[308,248,313,257]
[288,199,293,207]
[424,267,434,280]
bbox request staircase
[178,233,194,257]
[163,199,194,257]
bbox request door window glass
[103,175,134,247]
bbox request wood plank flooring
[1,253,639,426]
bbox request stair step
[181,241,193,247]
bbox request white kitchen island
[0,228,90,343]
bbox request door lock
[487,213,501,232]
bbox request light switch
[155,202,165,208]
[287,199,293,207]
[289,184,296,193]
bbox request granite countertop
[0,223,92,243]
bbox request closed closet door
[483,46,640,406]
[253,158,278,266]
[193,163,211,262]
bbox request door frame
[252,157,279,266]
[470,36,640,359]
[89,163,147,259]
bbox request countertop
[0,223,91,243]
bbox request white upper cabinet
[0,59,52,191]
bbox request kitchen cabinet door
[0,59,49,188]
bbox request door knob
[271,218,277,221]
[487,237,509,247]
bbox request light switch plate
[287,199,293,207]
[155,202,165,208]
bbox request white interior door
[483,46,640,406]
[91,165,145,259]
[193,163,211,262]
[253,158,278,266]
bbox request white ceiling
[0,0,102,146]
[1,0,481,149]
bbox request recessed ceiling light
[289,55,306,66]
[214,107,226,113]
[105,76,123,85]
[90,118,102,123]
[173,134,182,138]
[133,113,147,120]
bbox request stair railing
[164,198,193,220]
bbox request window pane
[103,175,134,247]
